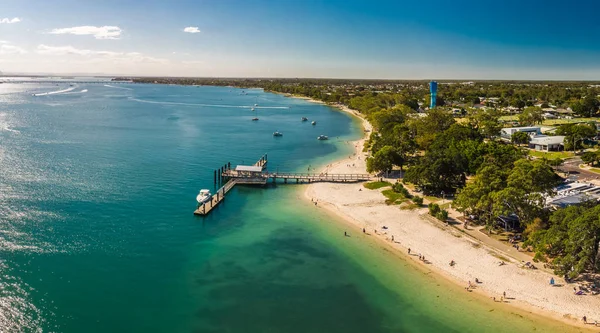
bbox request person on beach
[344,231,347,237]
[408,248,411,254]
[362,228,365,233]
[583,315,587,323]
[503,291,506,298]
[391,235,394,242]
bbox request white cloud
[0,44,27,54]
[49,26,122,39]
[0,17,21,24]
[183,27,200,34]
[35,44,168,64]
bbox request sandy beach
[304,103,600,329]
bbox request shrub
[412,196,423,206]
[428,203,440,216]
[436,209,449,221]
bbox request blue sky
[1,0,599,79]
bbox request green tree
[531,204,600,278]
[556,123,597,151]
[518,106,544,126]
[366,145,397,173]
[467,108,502,139]
[511,131,531,146]
[492,159,560,227]
[581,151,600,166]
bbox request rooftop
[235,165,263,173]
[529,135,565,146]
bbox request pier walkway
[194,154,371,216]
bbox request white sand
[304,105,600,327]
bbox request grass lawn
[528,150,574,159]
[424,195,441,203]
[382,189,407,205]
[589,168,600,174]
[542,117,598,126]
[363,181,391,190]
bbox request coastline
[294,96,600,330]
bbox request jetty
[194,154,371,216]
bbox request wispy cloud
[36,44,168,64]
[0,17,21,24]
[183,27,200,33]
[0,43,27,54]
[48,26,122,39]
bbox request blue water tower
[429,81,437,109]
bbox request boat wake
[129,97,290,109]
[32,86,77,96]
[61,89,88,95]
[104,84,133,90]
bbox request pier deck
[193,179,237,215]
[194,154,371,216]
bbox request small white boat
[254,103,258,107]
[301,117,308,121]
[273,131,283,137]
[251,107,255,111]
[311,121,316,125]
[317,135,328,140]
[196,189,212,204]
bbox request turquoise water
[0,83,580,332]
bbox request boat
[311,121,316,125]
[254,103,258,107]
[252,117,259,121]
[317,135,328,140]
[196,189,212,204]
[301,117,308,121]
[251,107,255,111]
[273,131,283,137]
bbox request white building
[528,135,565,151]
[500,126,542,140]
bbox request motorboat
[301,117,308,121]
[251,107,255,111]
[252,117,259,121]
[311,121,316,125]
[196,189,212,204]
[254,103,258,107]
[273,131,283,137]
[317,135,328,140]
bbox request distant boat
[273,131,283,137]
[301,117,308,121]
[311,121,316,125]
[196,189,212,204]
[252,117,259,121]
[254,103,258,107]
[317,135,328,140]
[251,107,255,111]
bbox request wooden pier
[194,153,371,216]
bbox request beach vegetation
[363,181,391,190]
[411,196,423,206]
[382,189,407,205]
[528,203,600,278]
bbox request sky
[1,0,600,80]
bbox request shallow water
[0,83,581,332]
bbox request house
[500,127,541,140]
[543,112,557,119]
[528,135,565,151]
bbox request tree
[570,96,599,117]
[366,145,397,173]
[556,123,597,151]
[530,204,600,278]
[518,106,543,126]
[492,159,561,227]
[467,108,502,139]
[511,131,531,146]
[581,151,600,166]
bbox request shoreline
[292,96,600,330]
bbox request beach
[304,103,600,329]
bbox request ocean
[0,82,578,332]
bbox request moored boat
[311,121,316,125]
[196,189,212,204]
[273,131,283,137]
[301,117,308,121]
[317,135,328,140]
